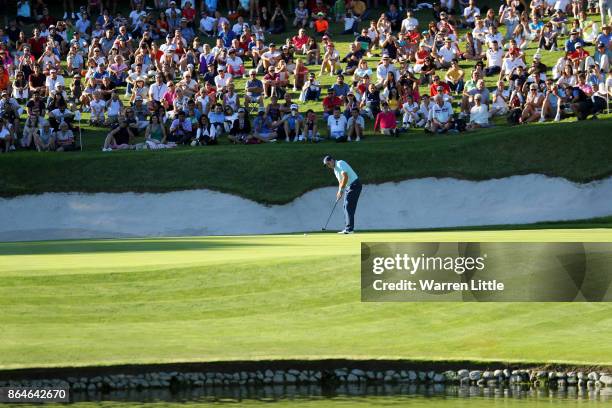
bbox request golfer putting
[323,155,362,234]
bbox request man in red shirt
[374,101,398,136]
[567,43,589,70]
[27,29,46,59]
[263,65,280,98]
[429,76,451,97]
[322,88,342,119]
[182,1,197,24]
[292,28,311,53]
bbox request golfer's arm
[339,172,348,191]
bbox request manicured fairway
[1,229,612,370]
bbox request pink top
[374,111,396,130]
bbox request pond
[44,383,612,407]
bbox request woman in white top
[353,59,373,82]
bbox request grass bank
[1,119,612,203]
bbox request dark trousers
[344,179,362,232]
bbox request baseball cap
[290,103,299,110]
[135,95,143,101]
[575,42,582,47]
[322,155,333,166]
[258,106,265,112]
[238,107,246,113]
[598,42,606,47]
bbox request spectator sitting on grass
[34,121,54,152]
[208,103,227,136]
[102,117,135,151]
[322,88,343,120]
[252,106,278,142]
[278,103,303,142]
[145,114,175,149]
[54,121,76,152]
[193,115,217,146]
[244,69,264,108]
[300,109,319,142]
[467,94,490,130]
[327,106,348,142]
[228,107,252,144]
[427,94,454,134]
[169,110,193,144]
[300,72,321,102]
[0,117,15,153]
[374,101,398,136]
[313,12,329,36]
[346,107,364,141]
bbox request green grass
[1,229,611,371]
[3,2,612,202]
[2,119,612,203]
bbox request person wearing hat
[323,155,361,234]
[44,68,65,97]
[278,103,304,142]
[299,72,321,102]
[590,42,610,73]
[320,42,340,76]
[568,42,590,71]
[226,48,246,78]
[168,110,193,144]
[54,121,75,152]
[564,30,585,53]
[252,106,278,143]
[260,43,281,71]
[313,11,329,36]
[435,37,458,69]
[244,70,264,108]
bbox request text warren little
[372,280,505,291]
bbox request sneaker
[285,137,290,142]
[554,114,561,122]
[347,138,352,142]
[538,117,546,123]
[63,12,68,19]
[355,137,361,141]
[8,145,15,151]
[337,229,354,234]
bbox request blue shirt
[334,160,358,187]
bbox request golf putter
[321,198,340,231]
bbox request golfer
[323,155,362,234]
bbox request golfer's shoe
[337,229,354,234]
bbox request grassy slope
[2,120,612,203]
[1,230,611,370]
[1,2,611,202]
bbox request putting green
[1,229,611,370]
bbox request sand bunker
[1,174,611,241]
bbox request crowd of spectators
[0,0,610,151]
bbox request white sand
[1,174,611,241]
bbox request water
[51,384,612,407]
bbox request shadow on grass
[0,238,269,256]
